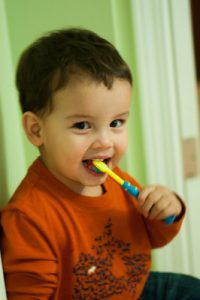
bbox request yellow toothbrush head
[92,160,124,185]
[92,160,110,173]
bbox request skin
[23,76,182,220]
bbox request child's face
[39,77,132,196]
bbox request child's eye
[73,121,90,130]
[110,119,124,128]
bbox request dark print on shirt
[72,218,150,299]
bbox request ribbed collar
[29,157,119,211]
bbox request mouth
[82,158,110,175]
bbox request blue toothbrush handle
[122,181,140,198]
[122,181,176,225]
[163,215,176,225]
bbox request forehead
[52,77,132,115]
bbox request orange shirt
[0,157,185,299]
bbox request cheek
[116,133,129,155]
[61,136,89,159]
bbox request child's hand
[137,185,182,221]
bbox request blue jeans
[139,272,200,299]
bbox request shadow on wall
[0,97,9,207]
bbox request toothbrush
[93,160,176,225]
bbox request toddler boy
[1,28,185,299]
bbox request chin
[81,177,105,187]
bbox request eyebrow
[64,112,130,120]
[116,112,130,118]
[64,114,94,120]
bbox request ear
[22,112,43,147]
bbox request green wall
[1,0,146,205]
[4,0,115,66]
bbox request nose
[91,130,113,149]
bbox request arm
[0,209,58,300]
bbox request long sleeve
[1,209,58,300]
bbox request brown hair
[16,28,132,116]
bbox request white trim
[0,250,7,300]
[170,0,200,277]
[130,0,200,275]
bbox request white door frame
[130,0,200,276]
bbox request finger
[153,203,175,220]
[138,186,156,204]
[148,196,170,219]
[155,198,182,220]
[140,189,165,217]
